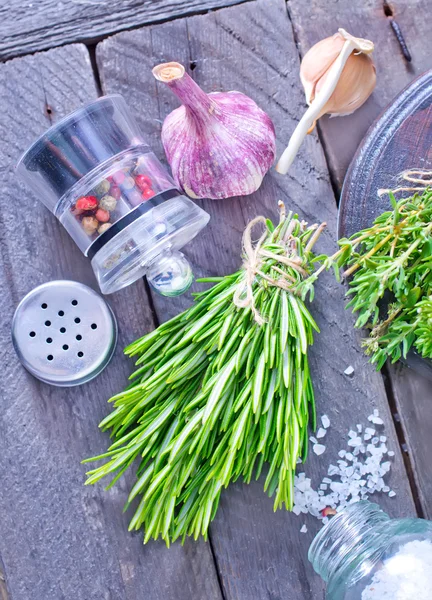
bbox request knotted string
[233,214,308,325]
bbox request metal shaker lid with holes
[12,281,117,386]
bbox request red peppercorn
[112,171,125,185]
[321,507,337,518]
[95,208,110,223]
[110,185,121,200]
[142,188,155,200]
[135,174,152,191]
[76,195,98,211]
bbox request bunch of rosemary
[84,203,327,545]
[334,189,432,369]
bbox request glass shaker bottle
[16,95,210,296]
[309,501,432,599]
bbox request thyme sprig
[333,189,432,369]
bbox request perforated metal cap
[12,281,117,386]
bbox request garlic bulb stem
[276,28,374,175]
[153,62,216,122]
[276,40,354,174]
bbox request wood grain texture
[0,45,222,600]
[97,1,415,597]
[0,0,247,61]
[287,0,432,518]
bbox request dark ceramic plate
[338,70,432,380]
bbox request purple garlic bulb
[152,62,276,200]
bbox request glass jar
[16,95,210,296]
[309,501,432,600]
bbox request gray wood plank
[97,1,416,597]
[0,45,222,600]
[0,0,247,61]
[287,0,432,519]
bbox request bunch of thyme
[330,189,432,369]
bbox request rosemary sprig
[334,189,432,369]
[84,205,327,545]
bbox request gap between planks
[283,0,424,518]
[0,0,255,64]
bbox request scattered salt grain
[321,414,330,429]
[361,539,432,600]
[293,412,396,524]
[344,365,355,377]
[300,524,307,533]
[347,437,362,448]
[309,436,318,445]
[380,436,387,443]
[316,427,327,439]
[388,490,396,497]
[388,451,395,457]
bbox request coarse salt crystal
[313,444,326,456]
[300,524,307,533]
[316,427,327,439]
[388,451,395,457]
[344,365,355,377]
[348,437,362,447]
[321,414,330,428]
[388,490,396,497]
[309,436,318,445]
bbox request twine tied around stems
[378,169,432,197]
[233,205,315,325]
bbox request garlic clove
[153,62,276,200]
[300,33,346,104]
[315,51,376,118]
[277,28,376,175]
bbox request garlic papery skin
[153,62,276,200]
[276,29,376,175]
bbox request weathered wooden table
[0,1,430,598]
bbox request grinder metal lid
[12,280,117,386]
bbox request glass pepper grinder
[16,95,210,296]
[309,501,432,600]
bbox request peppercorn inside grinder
[16,95,210,296]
